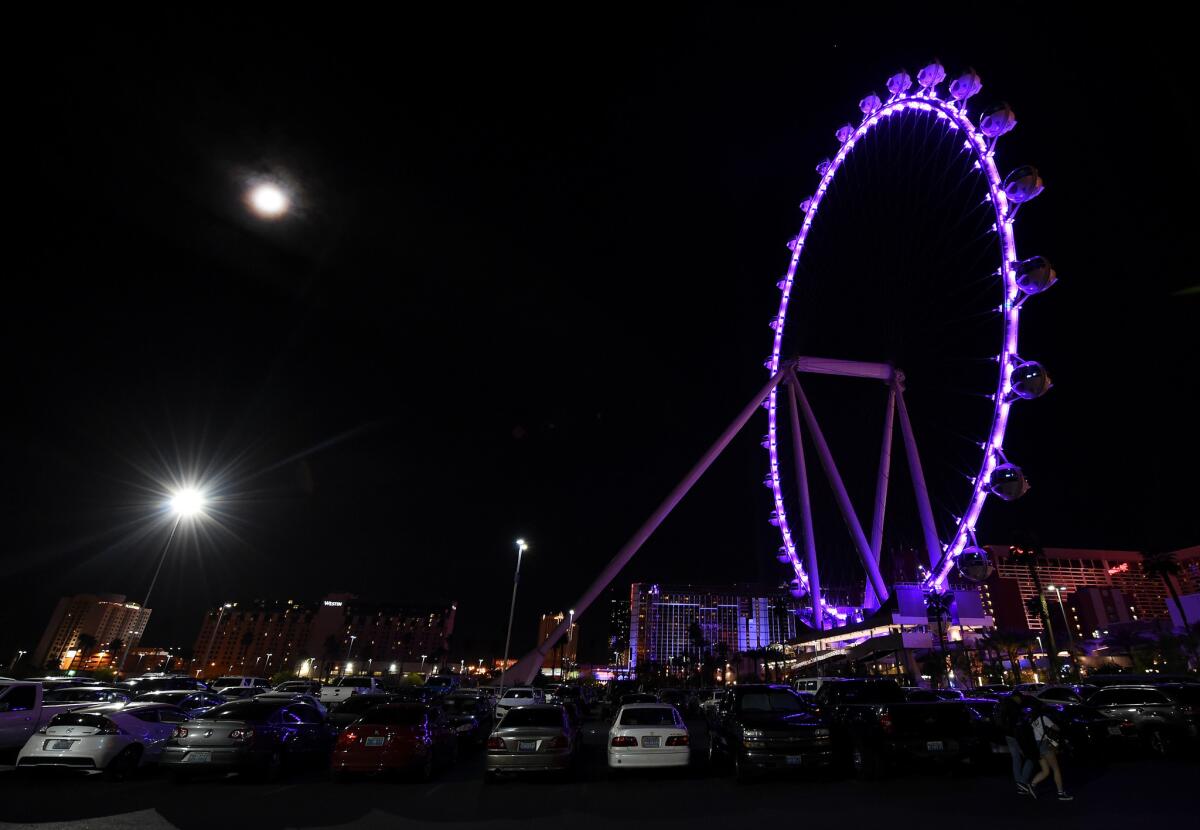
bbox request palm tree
[1143,551,1196,667]
[74,633,97,669]
[927,592,954,688]
[1100,628,1152,671]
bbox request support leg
[790,373,890,605]
[786,381,823,630]
[864,386,896,610]
[894,383,943,570]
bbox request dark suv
[706,684,832,780]
[1085,684,1199,755]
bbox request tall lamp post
[201,603,233,680]
[499,539,528,697]
[1046,585,1079,679]
[344,635,357,673]
[119,487,206,674]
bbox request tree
[1101,628,1153,672]
[1143,551,1198,668]
[927,592,954,688]
[74,633,98,669]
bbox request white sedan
[16,702,187,778]
[608,703,690,769]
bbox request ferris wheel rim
[765,89,1023,613]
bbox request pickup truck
[1,680,131,751]
[706,684,833,780]
[320,676,385,706]
[809,677,998,777]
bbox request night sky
[4,8,1196,668]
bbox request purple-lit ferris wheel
[765,63,1057,630]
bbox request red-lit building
[32,594,152,672]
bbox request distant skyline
[4,9,1195,668]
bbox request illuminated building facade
[537,611,577,673]
[32,594,152,672]
[628,583,801,672]
[190,593,456,679]
[982,546,1174,632]
[608,588,631,666]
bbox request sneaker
[1023,783,1038,799]
[1017,785,1030,796]
[1057,791,1073,801]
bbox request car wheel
[104,745,142,781]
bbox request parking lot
[2,715,1196,830]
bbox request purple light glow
[766,91,1023,603]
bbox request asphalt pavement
[0,717,1194,829]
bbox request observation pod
[956,546,994,582]
[917,61,946,90]
[980,103,1017,138]
[777,547,793,564]
[886,71,912,96]
[859,93,882,115]
[787,579,804,597]
[986,463,1030,501]
[816,159,832,176]
[1014,256,1057,295]
[835,123,856,144]
[949,69,982,102]
[1009,361,1053,400]
[1003,165,1044,203]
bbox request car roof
[504,703,561,711]
[619,702,676,709]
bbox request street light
[499,539,528,697]
[1046,585,1078,678]
[201,603,233,681]
[344,635,357,671]
[119,486,207,673]
[247,182,289,219]
[420,654,428,673]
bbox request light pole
[201,603,233,681]
[420,654,428,674]
[264,653,273,675]
[344,635,357,673]
[119,487,206,674]
[499,539,528,697]
[1046,585,1079,679]
[12,650,26,671]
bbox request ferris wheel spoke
[784,379,823,630]
[893,381,944,571]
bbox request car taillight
[546,735,569,749]
[229,729,255,741]
[879,712,894,735]
[610,736,638,747]
[341,730,358,744]
[486,737,505,750]
[173,727,188,739]
[666,735,689,746]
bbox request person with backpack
[1028,701,1073,801]
[997,690,1036,796]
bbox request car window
[619,707,678,726]
[199,701,281,721]
[500,708,564,728]
[157,708,188,723]
[337,677,373,687]
[1041,689,1080,702]
[290,705,323,724]
[907,690,938,702]
[0,686,37,712]
[129,708,161,723]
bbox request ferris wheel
[764,62,1057,630]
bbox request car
[212,676,272,690]
[441,692,493,746]
[902,688,965,702]
[272,680,322,696]
[619,692,659,708]
[1037,701,1137,761]
[972,684,1014,700]
[160,698,338,781]
[331,703,458,779]
[133,690,226,719]
[320,676,385,707]
[42,686,133,706]
[216,686,261,700]
[485,704,578,781]
[1,682,47,750]
[424,674,460,694]
[494,687,544,719]
[707,684,832,780]
[16,703,188,778]
[608,703,690,770]
[253,691,329,717]
[327,694,400,730]
[1084,684,1199,755]
[1032,684,1098,705]
[657,689,690,712]
[120,675,210,695]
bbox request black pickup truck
[810,678,999,777]
[706,684,833,780]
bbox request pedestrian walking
[1028,703,1073,801]
[996,690,1036,796]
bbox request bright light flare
[169,487,207,518]
[247,183,289,218]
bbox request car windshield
[143,692,189,702]
[620,707,677,726]
[362,707,426,725]
[739,690,807,712]
[503,689,533,699]
[339,696,390,712]
[197,702,280,721]
[501,708,562,728]
[337,677,373,687]
[214,678,245,686]
[49,712,111,728]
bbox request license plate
[786,755,802,765]
[184,751,212,764]
[518,740,536,752]
[643,736,660,748]
[926,741,944,751]
[365,736,385,747]
[1107,726,1121,736]
[47,739,75,751]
